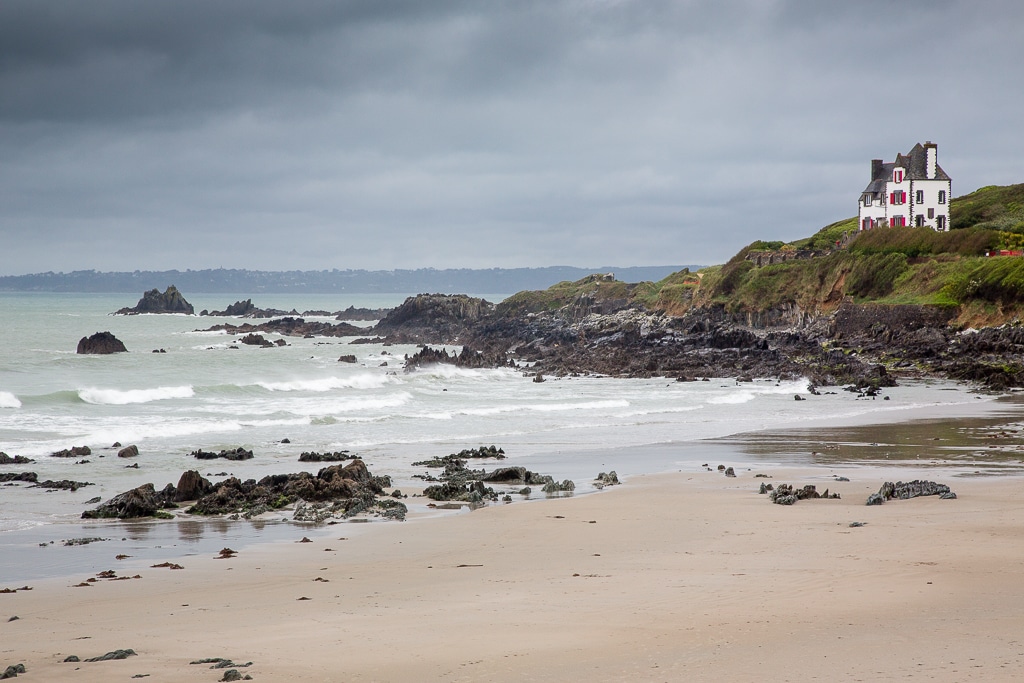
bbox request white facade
[858,142,951,231]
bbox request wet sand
[3,456,1023,682]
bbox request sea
[0,291,1011,582]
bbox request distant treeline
[0,266,696,294]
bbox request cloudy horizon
[2,1,1022,276]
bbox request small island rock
[115,286,194,315]
[77,332,127,354]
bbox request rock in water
[117,444,139,458]
[115,286,194,315]
[77,332,127,354]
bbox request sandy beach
[3,459,1023,682]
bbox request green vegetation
[950,184,1024,232]
[497,274,638,316]
[790,217,858,250]
[683,184,1024,321]
[847,226,997,257]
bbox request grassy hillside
[951,184,1024,232]
[684,184,1024,325]
[502,184,1024,327]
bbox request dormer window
[893,169,904,183]
[863,195,872,207]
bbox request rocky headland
[376,211,1024,391]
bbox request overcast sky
[1,0,1022,275]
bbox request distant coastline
[0,265,696,294]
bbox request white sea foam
[297,393,413,417]
[526,399,630,412]
[616,405,704,418]
[78,385,195,405]
[0,391,21,409]
[83,418,243,445]
[407,364,517,381]
[708,391,755,405]
[256,374,390,392]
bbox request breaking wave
[78,385,195,405]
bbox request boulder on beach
[82,483,164,519]
[76,332,127,354]
[866,480,955,505]
[115,286,194,315]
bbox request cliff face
[371,294,494,343]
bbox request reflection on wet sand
[716,395,1024,473]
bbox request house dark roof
[863,162,894,195]
[861,142,950,194]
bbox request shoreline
[4,460,1023,681]
[4,388,1024,585]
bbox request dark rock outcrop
[191,447,254,461]
[403,345,511,372]
[30,479,93,491]
[115,286,194,315]
[82,483,165,519]
[198,301,391,320]
[0,472,38,483]
[298,451,357,462]
[117,444,139,458]
[768,483,840,505]
[0,453,33,465]
[173,470,214,502]
[76,332,127,354]
[81,460,393,520]
[198,317,365,339]
[239,333,274,347]
[866,480,953,505]
[51,446,91,458]
[412,447,566,503]
[202,299,297,318]
[335,305,392,321]
[372,294,494,343]
[187,459,389,517]
[1,664,26,679]
[83,650,137,662]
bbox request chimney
[871,159,883,180]
[924,141,937,179]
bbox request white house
[859,142,951,231]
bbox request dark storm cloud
[1,1,1023,275]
